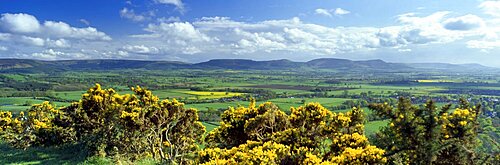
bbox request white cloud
[334,8,350,15]
[0,13,40,33]
[398,48,412,52]
[31,49,88,60]
[122,12,495,58]
[393,11,471,44]
[46,38,71,48]
[467,1,500,50]
[0,13,113,60]
[123,45,160,54]
[155,0,184,11]
[19,36,45,46]
[467,40,500,49]
[0,13,111,41]
[0,46,7,51]
[315,8,350,17]
[43,21,111,40]
[0,33,11,41]
[117,50,129,56]
[315,8,332,17]
[120,8,147,22]
[233,28,287,54]
[443,14,485,31]
[157,16,180,23]
[479,1,500,17]
[143,22,214,42]
[79,19,90,26]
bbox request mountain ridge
[0,58,495,73]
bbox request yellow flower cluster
[330,145,386,164]
[290,102,333,122]
[82,83,120,104]
[332,133,369,149]
[440,108,477,139]
[33,119,50,129]
[132,85,159,103]
[27,101,59,131]
[120,109,140,121]
[0,111,13,131]
[199,141,290,165]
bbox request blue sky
[1,0,500,66]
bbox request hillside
[0,58,495,73]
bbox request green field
[0,97,70,114]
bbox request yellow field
[417,79,458,83]
[223,70,242,73]
[182,91,245,99]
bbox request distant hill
[306,58,412,71]
[194,59,303,70]
[0,59,189,73]
[405,63,494,71]
[0,58,496,73]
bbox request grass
[0,97,47,105]
[267,97,351,109]
[0,97,71,114]
[365,120,389,136]
[3,74,27,82]
[0,141,160,165]
[186,98,352,112]
[0,141,87,165]
[54,91,86,101]
[202,122,219,133]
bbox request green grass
[202,122,219,133]
[267,97,351,110]
[186,98,352,112]
[0,97,47,105]
[0,141,160,165]
[3,74,27,82]
[0,141,87,165]
[0,97,71,114]
[365,120,389,136]
[54,91,86,101]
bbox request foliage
[369,97,491,164]
[0,84,205,164]
[202,100,386,164]
[63,84,205,163]
[1,102,75,149]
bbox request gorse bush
[369,97,487,164]
[0,102,75,149]
[64,84,205,163]
[0,84,205,164]
[201,100,386,164]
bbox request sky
[0,0,500,66]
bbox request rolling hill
[0,58,495,73]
